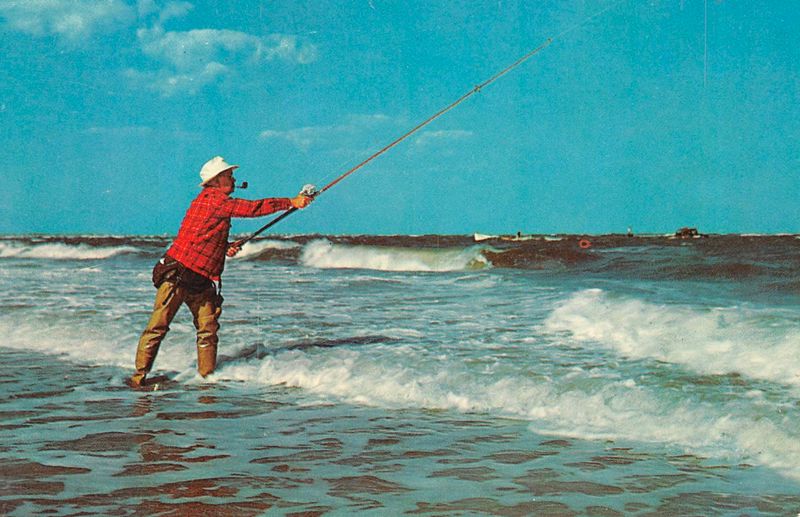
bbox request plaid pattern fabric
[166,188,292,280]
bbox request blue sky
[1,0,797,235]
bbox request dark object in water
[218,335,400,367]
[675,227,705,238]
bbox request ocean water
[1,233,800,515]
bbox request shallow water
[1,234,800,515]
[3,349,799,516]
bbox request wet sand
[2,348,799,516]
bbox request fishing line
[237,0,629,246]
[551,0,629,41]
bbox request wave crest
[0,242,138,260]
[299,239,489,272]
[544,289,800,386]
[232,239,301,260]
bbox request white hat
[199,156,239,186]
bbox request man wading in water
[129,156,313,387]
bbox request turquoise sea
[1,233,800,515]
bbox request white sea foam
[0,242,137,260]
[299,239,489,272]
[543,289,800,386]
[214,346,800,481]
[0,303,200,377]
[232,239,300,259]
[3,298,800,481]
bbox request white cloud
[125,61,228,96]
[414,129,473,146]
[135,0,192,23]
[1,1,317,96]
[136,0,158,18]
[262,34,318,65]
[346,113,392,125]
[156,0,192,24]
[259,128,320,151]
[0,0,134,42]
[132,26,318,95]
[260,114,394,151]
[138,27,255,68]
[137,26,317,67]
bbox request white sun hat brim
[199,156,239,186]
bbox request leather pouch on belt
[152,255,182,288]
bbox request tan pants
[132,281,221,385]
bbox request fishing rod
[235,0,625,247]
[235,40,553,247]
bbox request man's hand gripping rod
[234,184,318,247]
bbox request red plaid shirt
[166,187,292,281]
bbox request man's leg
[186,285,221,377]
[132,282,184,386]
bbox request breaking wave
[216,345,800,482]
[544,289,800,386]
[0,241,138,260]
[299,239,490,272]
[233,239,301,260]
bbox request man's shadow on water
[217,335,400,367]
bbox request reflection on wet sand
[512,468,624,496]
[409,497,576,516]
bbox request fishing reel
[299,184,319,198]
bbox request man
[130,156,312,387]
